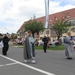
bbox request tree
[52,15,71,40]
[11,33,17,39]
[24,19,44,37]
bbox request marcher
[64,32,74,59]
[24,30,36,64]
[42,36,48,53]
[51,40,55,46]
[2,34,10,56]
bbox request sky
[0,0,75,33]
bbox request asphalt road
[0,46,75,75]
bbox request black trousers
[43,44,47,52]
[2,45,9,55]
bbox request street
[0,47,75,75]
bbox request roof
[17,8,75,33]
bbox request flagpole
[44,0,49,29]
[44,0,49,37]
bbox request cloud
[51,0,75,4]
[0,0,75,33]
[49,1,75,14]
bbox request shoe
[66,57,73,60]
[44,52,47,53]
[24,60,28,63]
[31,60,36,64]
[3,54,7,56]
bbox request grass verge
[10,44,65,50]
[35,45,64,50]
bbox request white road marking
[0,54,55,75]
[0,63,17,67]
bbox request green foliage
[13,35,17,39]
[24,19,44,37]
[52,15,71,39]
[10,44,65,50]
[35,45,64,50]
[11,33,17,39]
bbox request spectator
[55,39,59,45]
[51,40,55,46]
[2,34,10,56]
[35,39,39,46]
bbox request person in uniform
[24,30,36,63]
[42,36,48,53]
[2,34,10,56]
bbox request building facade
[17,8,75,40]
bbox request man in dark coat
[24,30,36,64]
[42,36,48,53]
[2,34,10,55]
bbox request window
[48,25,50,28]
[63,17,65,19]
[72,28,75,32]
[40,31,43,34]
[50,20,52,21]
[71,28,75,32]
[40,37,43,39]
[73,36,75,40]
[51,28,55,34]
[52,24,54,26]
[56,18,58,20]
[52,30,55,34]
[70,19,75,26]
[67,15,70,18]
[46,30,49,34]
[73,21,75,24]
[73,21,75,25]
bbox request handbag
[0,41,4,48]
